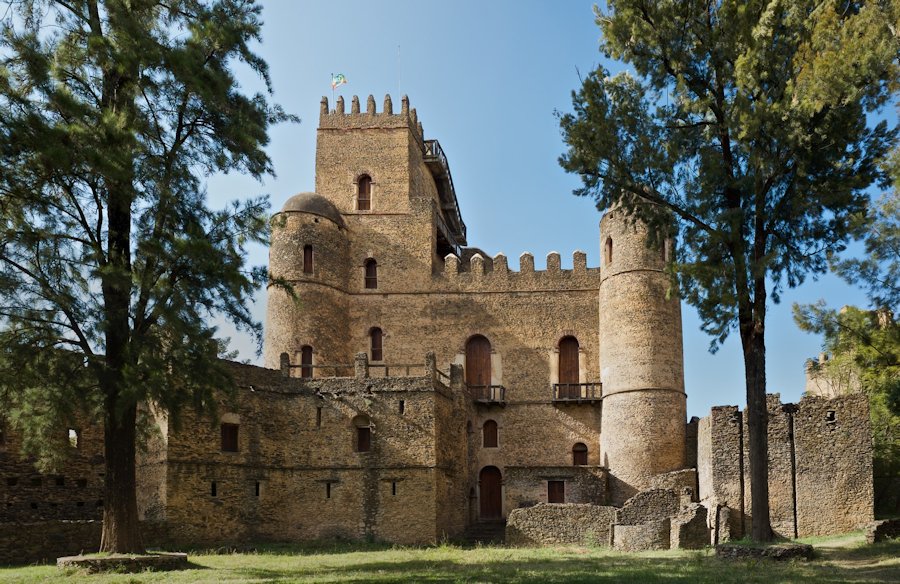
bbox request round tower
[598,206,686,505]
[264,192,351,374]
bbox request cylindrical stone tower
[263,192,351,373]
[598,207,686,505]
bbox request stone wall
[0,520,101,565]
[506,503,616,546]
[698,393,873,539]
[504,466,607,511]
[0,415,104,523]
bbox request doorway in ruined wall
[479,466,502,519]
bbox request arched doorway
[466,335,491,398]
[558,336,579,398]
[479,466,502,519]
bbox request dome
[280,192,346,228]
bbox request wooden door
[479,466,502,519]
[548,480,565,503]
[559,336,579,397]
[466,335,492,395]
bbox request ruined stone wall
[794,394,873,535]
[506,503,616,546]
[0,520,101,565]
[698,393,873,539]
[433,374,470,539]
[0,416,104,523]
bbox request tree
[0,0,293,553]
[558,0,898,540]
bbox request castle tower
[263,192,351,373]
[598,207,686,505]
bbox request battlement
[441,250,600,289]
[319,94,425,140]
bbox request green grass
[0,532,897,583]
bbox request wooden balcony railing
[468,385,506,404]
[552,383,602,403]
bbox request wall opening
[55,476,65,487]
[221,423,239,452]
[303,244,314,274]
[573,442,588,466]
[354,415,371,453]
[391,481,397,496]
[210,481,217,497]
[465,335,492,395]
[370,327,383,361]
[398,400,405,415]
[67,429,80,449]
[357,175,372,211]
[548,480,565,503]
[364,258,378,289]
[255,481,261,497]
[6,478,16,487]
[300,345,313,379]
[316,406,322,428]
[558,336,580,395]
[483,420,498,448]
[326,483,332,499]
[605,237,613,265]
[76,478,87,488]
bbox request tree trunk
[741,325,773,542]
[100,400,144,553]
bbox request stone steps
[462,520,507,545]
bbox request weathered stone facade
[0,96,877,561]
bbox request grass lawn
[0,532,897,583]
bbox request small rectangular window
[316,407,322,428]
[68,429,79,449]
[548,480,565,503]
[357,427,371,453]
[55,476,65,487]
[303,245,314,274]
[221,423,239,452]
[398,400,405,415]
[76,478,87,488]
[255,481,261,497]
[210,481,217,497]
[392,481,397,496]
[326,483,332,499]
[6,477,17,487]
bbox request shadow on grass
[222,552,898,584]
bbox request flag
[331,73,347,90]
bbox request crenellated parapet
[440,250,600,290]
[319,94,425,142]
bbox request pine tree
[0,0,294,552]
[559,0,898,540]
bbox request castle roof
[281,192,346,228]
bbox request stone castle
[0,95,874,560]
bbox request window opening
[548,480,565,503]
[221,423,239,452]
[605,237,613,265]
[357,175,372,210]
[316,406,323,428]
[365,258,378,289]
[483,420,498,448]
[558,336,580,396]
[392,481,397,496]
[68,429,79,448]
[255,481,261,497]
[354,415,372,452]
[573,443,588,466]
[300,345,313,379]
[398,400,405,415]
[370,327,383,361]
[326,483,332,499]
[55,476,65,487]
[303,244,313,274]
[210,481,217,497]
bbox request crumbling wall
[506,503,616,546]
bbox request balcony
[552,383,602,404]
[468,385,506,405]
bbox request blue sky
[207,0,881,418]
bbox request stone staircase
[462,520,507,545]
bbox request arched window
[353,414,371,452]
[465,335,492,395]
[573,442,588,466]
[370,327,383,362]
[604,237,613,265]
[357,175,372,211]
[483,420,498,448]
[303,244,313,274]
[364,258,378,289]
[300,345,313,379]
[558,336,580,398]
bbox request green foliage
[0,1,294,468]
[559,0,898,348]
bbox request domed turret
[263,192,351,373]
[598,206,686,504]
